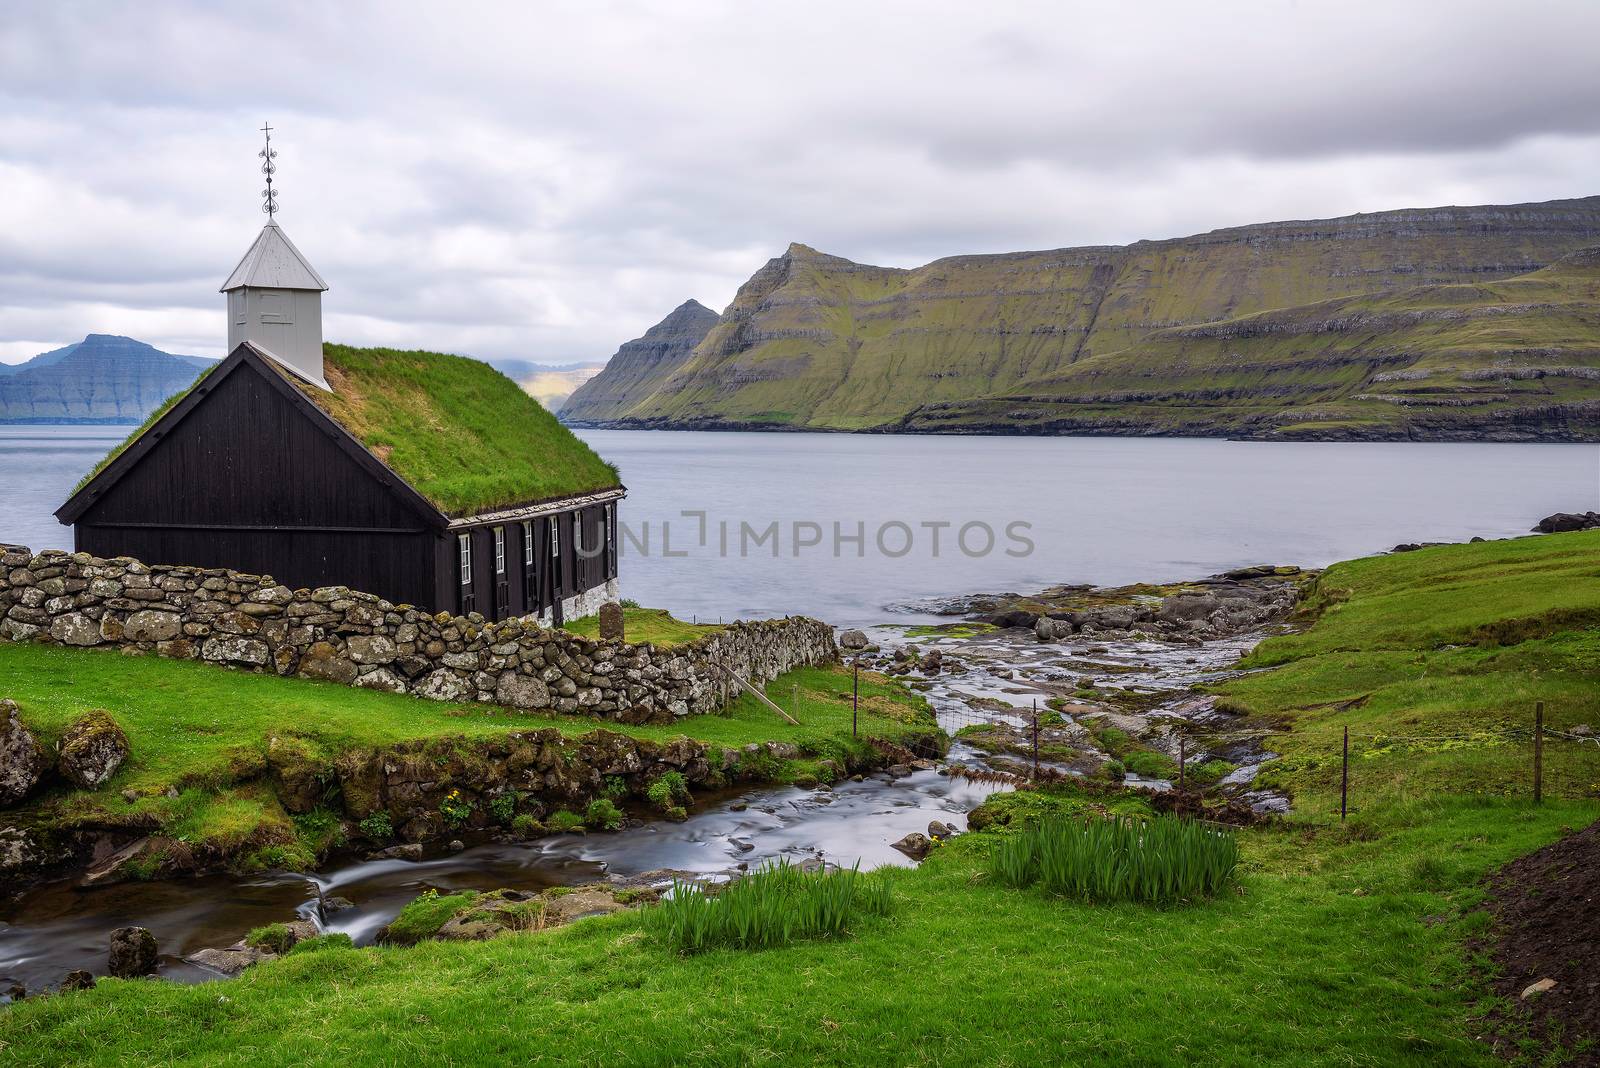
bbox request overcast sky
[3,0,1600,365]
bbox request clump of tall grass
[989,814,1238,904]
[645,859,893,953]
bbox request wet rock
[371,843,423,861]
[0,699,49,806]
[891,832,932,860]
[927,820,955,841]
[60,970,96,992]
[447,839,465,852]
[886,764,913,779]
[186,946,269,977]
[1533,511,1600,534]
[56,710,130,789]
[108,926,158,978]
[3,982,23,1002]
[838,629,869,650]
[321,895,355,913]
[729,801,747,812]
[982,609,1038,629]
[1034,616,1073,641]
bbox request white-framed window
[458,533,472,585]
[493,527,506,575]
[550,516,559,557]
[523,521,534,565]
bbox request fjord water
[3,424,1596,626]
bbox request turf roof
[73,344,621,518]
[300,344,621,516]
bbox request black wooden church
[57,196,624,624]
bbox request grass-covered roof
[300,344,621,516]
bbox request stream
[0,615,1279,996]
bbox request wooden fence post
[1534,701,1544,805]
[852,658,859,739]
[1340,725,1349,821]
[1031,700,1039,781]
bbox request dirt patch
[1480,818,1600,1065]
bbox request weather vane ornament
[259,122,279,220]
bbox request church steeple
[221,124,330,390]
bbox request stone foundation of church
[0,546,836,722]
[535,577,620,628]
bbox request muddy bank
[1478,818,1600,1067]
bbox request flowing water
[1,425,1597,991]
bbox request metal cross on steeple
[259,122,279,220]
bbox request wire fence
[922,690,1600,812]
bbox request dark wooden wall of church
[73,360,442,609]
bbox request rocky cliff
[559,299,720,424]
[577,196,1600,440]
[0,335,210,423]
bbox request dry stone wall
[0,546,836,722]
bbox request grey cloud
[2,0,1599,364]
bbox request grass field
[2,533,1597,1065]
[560,606,724,647]
[1214,529,1600,809]
[0,641,932,862]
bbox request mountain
[558,299,720,423]
[483,359,607,411]
[572,196,1600,440]
[0,335,212,423]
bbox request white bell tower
[221,123,330,390]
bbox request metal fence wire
[934,696,1600,812]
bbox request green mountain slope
[907,248,1600,440]
[578,196,1600,439]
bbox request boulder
[298,642,358,685]
[927,820,955,841]
[891,832,932,860]
[1034,616,1073,642]
[494,672,551,709]
[598,602,626,642]
[108,926,159,978]
[186,946,268,977]
[57,710,130,789]
[981,609,1038,630]
[416,669,471,702]
[838,629,869,650]
[49,612,103,647]
[60,970,96,992]
[0,699,49,806]
[1157,593,1223,624]
[1534,512,1600,534]
[346,635,398,665]
[122,610,181,643]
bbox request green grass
[560,607,724,647]
[645,860,894,953]
[300,344,620,515]
[2,794,1592,1066]
[0,643,934,860]
[382,890,479,945]
[4,533,1599,1063]
[1213,530,1600,808]
[988,814,1239,904]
